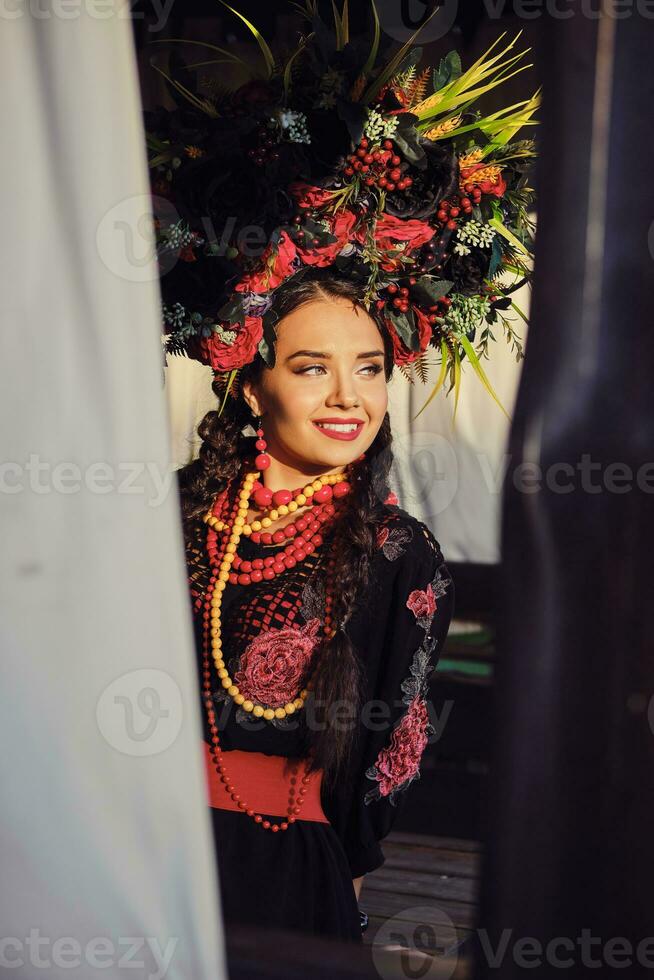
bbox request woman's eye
[298,364,327,375]
[297,364,383,376]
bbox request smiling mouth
[313,422,363,433]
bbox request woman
[177,268,455,941]
[150,2,535,943]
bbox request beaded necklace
[200,465,349,832]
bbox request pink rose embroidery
[406,583,437,621]
[233,618,321,708]
[371,696,430,797]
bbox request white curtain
[0,10,225,979]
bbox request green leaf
[433,50,461,92]
[392,124,426,168]
[218,369,239,416]
[488,237,503,277]
[387,309,419,351]
[149,38,256,79]
[216,0,275,78]
[412,338,449,420]
[458,334,510,419]
[412,278,453,306]
[361,6,439,104]
[217,295,245,325]
[510,300,530,324]
[283,32,314,99]
[258,312,278,367]
[488,216,530,256]
[362,0,381,79]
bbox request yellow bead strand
[204,469,338,723]
[203,470,347,534]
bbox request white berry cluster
[213,324,239,345]
[162,220,195,251]
[453,219,496,256]
[445,294,491,335]
[278,109,311,144]
[364,108,399,142]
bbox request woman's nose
[326,382,359,408]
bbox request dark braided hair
[177,267,396,790]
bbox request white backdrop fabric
[0,10,226,980]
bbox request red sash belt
[203,742,330,823]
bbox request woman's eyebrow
[285,349,385,362]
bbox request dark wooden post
[477,6,654,978]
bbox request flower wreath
[146,1,538,418]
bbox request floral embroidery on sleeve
[364,563,451,806]
[376,522,414,561]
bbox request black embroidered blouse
[183,485,454,942]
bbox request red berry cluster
[436,184,482,228]
[376,276,454,327]
[343,138,414,193]
[290,214,320,248]
[384,280,414,313]
[247,127,280,167]
[426,295,452,323]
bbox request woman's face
[242,296,389,475]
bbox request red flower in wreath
[234,231,298,294]
[288,181,334,210]
[374,214,436,254]
[384,308,432,366]
[406,583,437,621]
[373,696,430,797]
[297,209,358,267]
[195,316,263,372]
[233,618,322,708]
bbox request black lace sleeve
[324,514,455,878]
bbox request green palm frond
[149,38,257,79]
[362,0,381,80]
[216,0,275,79]
[361,4,440,104]
[150,60,219,116]
[283,31,315,98]
[414,32,533,128]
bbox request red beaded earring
[253,416,271,472]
